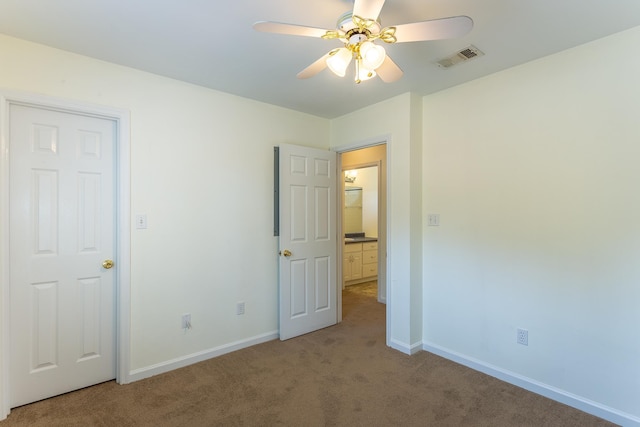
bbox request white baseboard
[126,331,279,383]
[389,338,422,355]
[422,341,640,427]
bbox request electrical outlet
[181,313,191,330]
[517,328,528,346]
[236,302,245,315]
[135,214,147,229]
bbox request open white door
[278,144,337,340]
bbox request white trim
[336,154,343,323]
[389,338,423,355]
[384,138,391,349]
[422,341,640,427]
[128,331,279,382]
[0,94,11,421]
[114,106,132,385]
[334,135,390,153]
[0,90,132,418]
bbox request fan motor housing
[337,11,381,33]
[346,30,369,45]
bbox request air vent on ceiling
[436,45,484,68]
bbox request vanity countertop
[344,234,378,244]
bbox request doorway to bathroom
[339,144,387,305]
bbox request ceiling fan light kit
[324,20,389,83]
[326,48,353,77]
[320,13,395,84]
[254,0,473,85]
[360,41,386,69]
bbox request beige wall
[421,26,640,420]
[0,34,330,380]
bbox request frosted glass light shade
[326,48,352,77]
[360,41,386,70]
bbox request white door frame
[334,136,390,346]
[0,91,132,419]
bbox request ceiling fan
[253,0,473,84]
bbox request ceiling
[2,0,640,119]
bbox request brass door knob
[280,249,292,257]
[102,259,114,269]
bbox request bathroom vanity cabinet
[343,240,378,285]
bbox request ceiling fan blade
[376,55,403,83]
[353,0,386,21]
[393,16,473,43]
[253,21,330,38]
[297,53,331,79]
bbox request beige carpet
[2,281,615,426]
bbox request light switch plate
[427,214,440,226]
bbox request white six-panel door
[9,104,116,407]
[278,144,337,340]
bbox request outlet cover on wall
[135,214,147,229]
[517,328,528,346]
[181,313,192,330]
[236,302,245,315]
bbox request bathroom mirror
[344,187,363,233]
[344,166,378,236]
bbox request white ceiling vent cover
[437,45,484,68]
